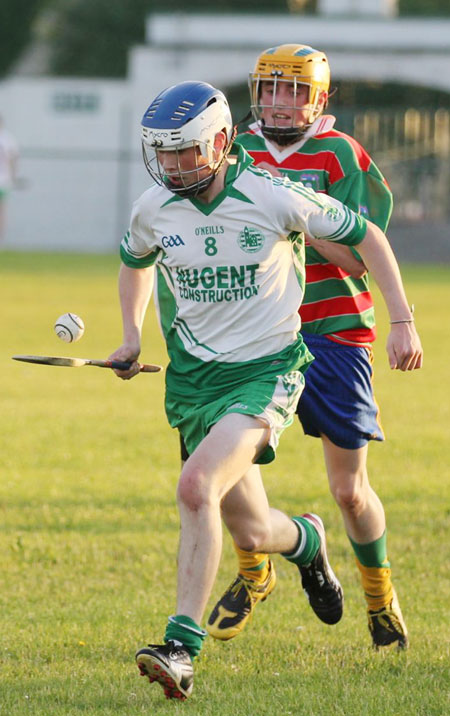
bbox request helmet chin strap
[164,126,237,198]
[260,122,309,146]
[165,171,216,198]
[259,96,326,145]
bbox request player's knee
[331,477,367,514]
[177,466,215,512]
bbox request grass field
[0,252,448,715]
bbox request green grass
[0,252,449,715]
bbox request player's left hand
[386,322,423,371]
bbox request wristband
[390,304,415,325]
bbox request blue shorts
[297,333,384,450]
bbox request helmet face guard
[142,139,224,199]
[249,44,330,145]
[141,81,234,198]
[249,74,323,145]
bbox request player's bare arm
[255,160,282,177]
[356,221,423,371]
[109,263,154,379]
[307,236,367,278]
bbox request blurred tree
[48,0,150,78]
[47,0,291,78]
[146,0,289,10]
[0,0,45,77]
[332,81,450,109]
[399,0,450,14]
[286,0,317,11]
[13,0,450,80]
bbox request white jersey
[121,144,366,375]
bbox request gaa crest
[237,226,265,253]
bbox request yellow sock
[355,559,394,610]
[234,544,269,583]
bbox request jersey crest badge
[237,226,265,254]
[299,172,320,190]
[325,207,342,222]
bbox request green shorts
[165,370,305,464]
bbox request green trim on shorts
[165,369,306,464]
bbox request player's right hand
[108,342,141,380]
[386,322,423,371]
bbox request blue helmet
[141,81,234,197]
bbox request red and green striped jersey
[236,117,393,345]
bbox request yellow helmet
[249,44,330,144]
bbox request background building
[0,2,449,259]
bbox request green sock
[282,516,320,567]
[164,614,207,659]
[349,531,391,568]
